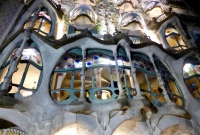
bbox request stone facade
[0,0,200,135]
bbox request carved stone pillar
[147,52,174,105]
[125,48,141,97]
[113,52,125,98]
[95,68,102,88]
[95,68,102,98]
[79,49,86,102]
[126,70,135,88]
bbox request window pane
[136,70,149,90]
[23,65,40,89]
[148,75,166,103]
[164,80,182,106]
[165,27,179,35]
[52,90,70,101]
[120,69,134,88]
[166,35,179,48]
[12,63,26,84]
[175,35,185,46]
[56,49,82,69]
[148,75,159,90]
[85,70,93,90]
[132,54,155,73]
[95,90,112,100]
[185,77,200,99]
[41,20,51,33]
[23,48,42,66]
[9,86,18,94]
[193,65,200,74]
[0,66,9,84]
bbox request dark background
[185,0,200,15]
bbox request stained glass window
[56,48,82,69]
[131,54,155,73]
[154,56,173,78]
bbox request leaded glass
[56,49,82,69]
[8,48,42,66]
[131,54,155,73]
[86,50,115,67]
[154,56,173,78]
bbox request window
[154,55,184,107]
[132,53,166,107]
[165,24,187,50]
[50,48,137,104]
[0,44,43,98]
[24,8,51,36]
[183,60,200,102]
[50,48,82,104]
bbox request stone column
[3,129,7,135]
[95,68,102,88]
[113,52,125,98]
[125,47,141,97]
[147,52,174,105]
[79,49,87,102]
[126,70,135,88]
[95,68,102,98]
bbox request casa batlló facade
[0,0,200,135]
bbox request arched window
[50,48,82,104]
[24,8,51,36]
[183,57,200,102]
[165,23,187,50]
[0,43,43,98]
[154,55,184,107]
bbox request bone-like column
[79,49,87,102]
[147,52,174,105]
[125,47,141,97]
[113,52,125,98]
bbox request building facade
[0,0,200,134]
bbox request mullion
[109,67,114,87]
[144,73,152,91]
[18,63,30,90]
[92,69,95,89]
[38,18,44,32]
[71,71,74,89]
